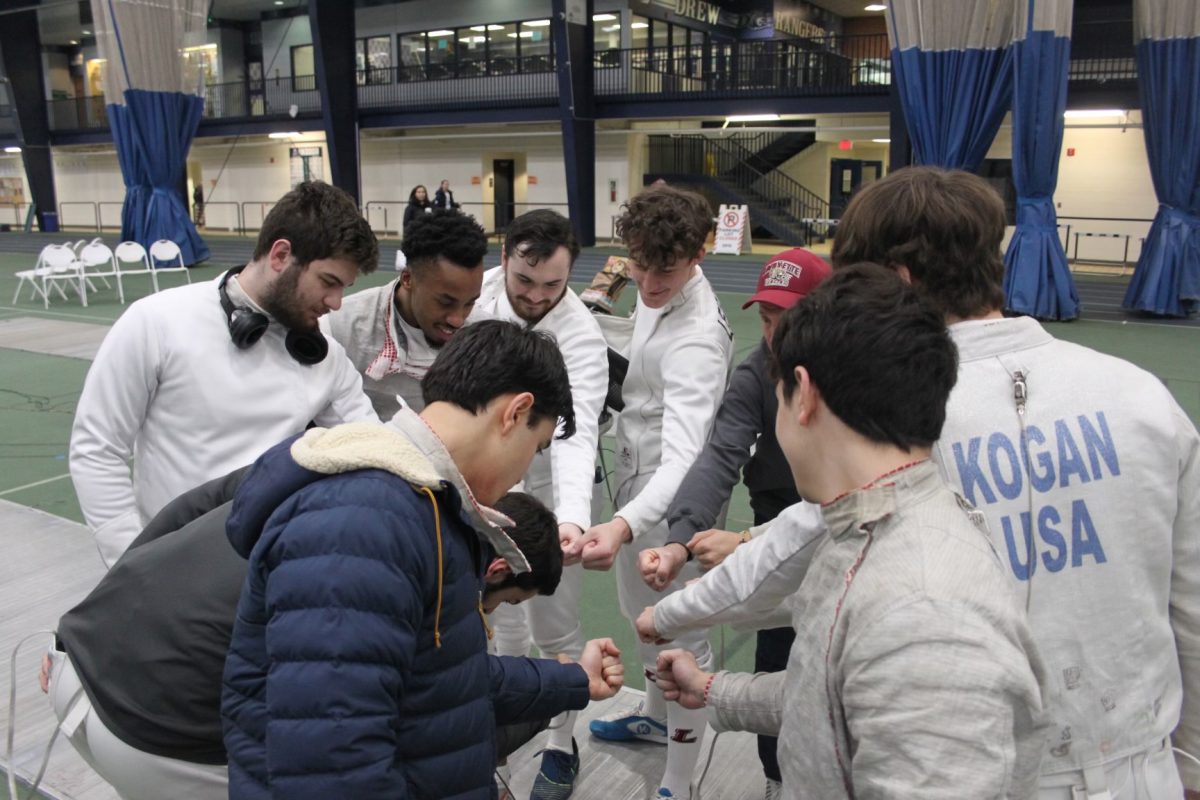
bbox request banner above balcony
[89,0,210,266]
[1002,0,1079,320]
[1121,0,1200,317]
[886,0,1014,171]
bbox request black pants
[495,718,551,763]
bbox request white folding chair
[41,244,89,308]
[115,241,158,294]
[79,241,125,304]
[148,239,191,285]
[12,244,68,305]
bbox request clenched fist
[579,638,624,701]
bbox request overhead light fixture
[525,20,551,27]
[1064,108,1125,118]
[871,138,891,143]
[602,24,621,32]
[4,146,21,154]
[69,39,78,45]
[487,25,504,31]
[725,114,781,123]
[864,4,887,11]
[593,13,618,22]
[274,0,283,4]
[470,25,486,31]
[630,22,649,29]
[428,30,454,37]
[267,131,300,139]
[81,29,91,35]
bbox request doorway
[493,159,515,232]
[829,158,883,218]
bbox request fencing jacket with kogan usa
[933,316,1200,785]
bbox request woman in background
[403,184,433,236]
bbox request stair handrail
[708,137,827,243]
[714,134,829,222]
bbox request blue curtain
[107,89,209,266]
[1002,10,1079,320]
[890,45,1014,171]
[1122,35,1200,317]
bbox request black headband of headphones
[217,266,328,366]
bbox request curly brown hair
[615,184,713,270]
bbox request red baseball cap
[741,248,832,310]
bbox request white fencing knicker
[1035,738,1184,800]
[47,648,228,800]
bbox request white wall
[261,15,313,80]
[986,111,1156,263]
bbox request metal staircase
[647,134,832,245]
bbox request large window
[356,35,392,85]
[520,20,552,72]
[399,32,427,80]
[399,18,557,80]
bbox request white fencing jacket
[475,266,608,531]
[70,273,376,567]
[653,501,825,638]
[933,316,1200,786]
[613,267,734,537]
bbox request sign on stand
[713,204,751,255]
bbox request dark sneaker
[529,738,580,800]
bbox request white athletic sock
[660,702,708,799]
[642,668,668,722]
[546,709,577,753]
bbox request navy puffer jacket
[221,425,588,799]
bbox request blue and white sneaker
[588,702,668,744]
[529,738,580,800]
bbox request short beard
[260,261,312,331]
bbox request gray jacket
[706,461,1048,799]
[667,340,800,546]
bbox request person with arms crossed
[570,185,734,800]
[475,209,609,799]
[656,263,1048,798]
[324,209,488,417]
[69,180,379,567]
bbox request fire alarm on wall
[1067,147,1076,156]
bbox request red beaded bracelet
[702,673,716,707]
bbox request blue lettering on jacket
[949,411,1118,582]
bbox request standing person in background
[192,184,205,227]
[70,181,379,567]
[323,210,488,418]
[435,178,460,211]
[637,247,831,800]
[477,209,609,799]
[571,184,734,800]
[403,184,433,236]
